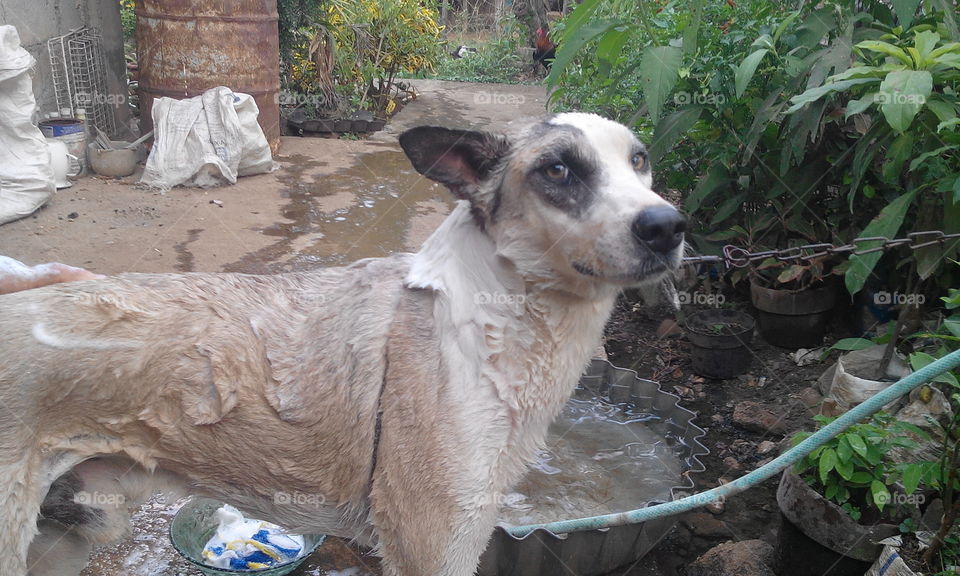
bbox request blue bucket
[39,118,85,137]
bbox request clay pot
[776,469,900,563]
[750,280,837,348]
[683,309,755,379]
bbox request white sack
[140,86,275,189]
[0,25,55,225]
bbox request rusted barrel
[134,0,281,153]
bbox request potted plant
[750,256,842,349]
[777,413,928,569]
[869,287,960,575]
[682,307,755,379]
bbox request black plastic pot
[776,468,901,573]
[683,309,755,379]
[750,280,837,348]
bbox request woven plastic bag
[0,25,55,225]
[140,86,275,189]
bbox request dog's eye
[543,163,571,184]
[631,153,645,170]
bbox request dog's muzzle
[631,206,686,254]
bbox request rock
[710,414,725,425]
[722,456,742,471]
[705,498,725,515]
[732,401,786,435]
[657,318,683,338]
[687,539,777,576]
[682,513,731,539]
[797,386,823,409]
[757,440,778,455]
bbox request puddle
[224,149,452,274]
[497,391,684,527]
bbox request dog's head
[399,113,685,294]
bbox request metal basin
[478,359,709,576]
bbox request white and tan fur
[0,113,685,576]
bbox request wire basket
[47,27,117,137]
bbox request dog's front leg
[371,475,498,576]
[0,450,43,576]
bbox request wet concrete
[0,80,547,275]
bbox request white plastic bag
[140,86,275,189]
[0,25,55,225]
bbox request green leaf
[682,0,703,57]
[913,31,941,64]
[939,118,960,132]
[649,106,702,163]
[892,0,921,29]
[547,18,620,87]
[640,45,683,121]
[882,132,914,182]
[844,93,877,118]
[786,78,878,114]
[835,458,854,481]
[870,480,891,511]
[926,98,958,124]
[735,49,769,99]
[837,436,854,463]
[595,27,631,77]
[824,482,840,501]
[845,190,916,295]
[686,162,728,214]
[830,338,877,352]
[877,70,933,133]
[847,433,869,458]
[908,145,958,171]
[850,471,874,484]
[902,465,923,495]
[856,40,914,66]
[820,448,838,484]
[710,192,748,227]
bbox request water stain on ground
[224,148,452,274]
[173,228,203,272]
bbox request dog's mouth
[572,257,677,284]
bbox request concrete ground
[6,79,548,576]
[0,80,548,276]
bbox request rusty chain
[681,230,960,268]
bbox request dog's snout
[631,206,686,253]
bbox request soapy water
[497,393,684,527]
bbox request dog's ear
[399,126,509,200]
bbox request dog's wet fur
[0,113,685,576]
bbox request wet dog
[0,113,685,576]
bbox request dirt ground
[4,79,842,576]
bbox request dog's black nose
[631,206,686,253]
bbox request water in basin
[498,392,684,527]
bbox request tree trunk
[512,0,549,44]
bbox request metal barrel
[134,0,281,153]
